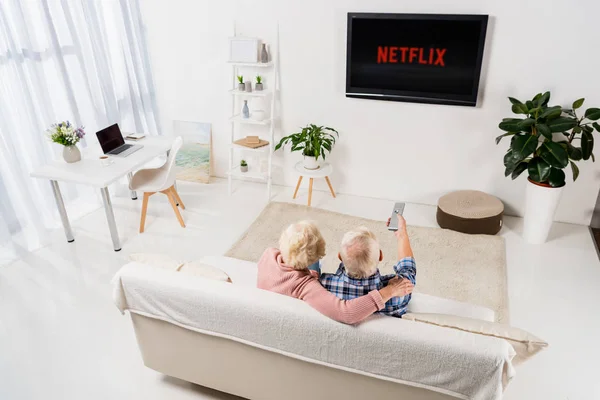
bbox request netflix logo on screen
[346,13,488,106]
[377,46,446,66]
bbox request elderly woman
[257,221,414,325]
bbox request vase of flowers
[47,121,86,163]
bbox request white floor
[1,178,599,400]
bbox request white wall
[140,0,600,225]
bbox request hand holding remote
[386,214,407,238]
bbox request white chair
[129,136,185,233]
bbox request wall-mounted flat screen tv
[346,13,488,106]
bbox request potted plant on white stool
[496,91,600,243]
[275,124,338,170]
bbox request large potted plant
[275,124,338,170]
[496,91,600,243]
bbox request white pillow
[128,253,183,270]
[403,313,548,365]
[177,261,231,282]
[128,253,231,282]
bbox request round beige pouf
[436,190,504,235]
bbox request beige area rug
[226,202,509,323]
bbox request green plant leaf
[539,106,562,120]
[511,134,539,161]
[504,150,518,167]
[540,141,569,168]
[518,118,536,129]
[528,158,551,182]
[512,103,529,114]
[495,132,516,145]
[573,98,585,109]
[508,97,523,106]
[536,124,552,139]
[526,100,534,110]
[548,168,566,187]
[583,125,593,134]
[511,162,528,180]
[547,117,578,133]
[585,108,600,120]
[581,130,594,160]
[536,91,550,107]
[593,122,600,132]
[499,118,524,132]
[570,161,580,181]
[558,141,583,161]
[572,126,582,134]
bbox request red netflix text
[377,46,446,67]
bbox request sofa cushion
[403,313,547,365]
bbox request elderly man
[316,214,416,317]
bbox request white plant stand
[226,27,279,200]
[292,162,336,207]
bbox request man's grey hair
[339,227,380,278]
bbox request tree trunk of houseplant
[63,145,81,163]
[303,155,320,170]
[522,178,564,243]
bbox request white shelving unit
[227,29,279,199]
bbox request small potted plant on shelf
[240,159,248,172]
[255,75,263,91]
[47,120,86,163]
[237,75,245,91]
[275,124,338,170]
[496,91,600,243]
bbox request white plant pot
[303,156,320,170]
[522,178,564,244]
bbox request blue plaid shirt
[316,257,416,318]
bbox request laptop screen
[96,123,125,154]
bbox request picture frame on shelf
[229,37,259,63]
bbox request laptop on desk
[96,123,143,157]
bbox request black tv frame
[345,13,489,107]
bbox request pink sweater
[257,248,385,324]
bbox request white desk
[30,136,173,251]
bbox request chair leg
[170,186,185,209]
[293,176,303,199]
[139,192,151,233]
[165,190,186,228]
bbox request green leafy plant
[275,124,339,160]
[237,75,244,84]
[496,91,600,187]
[240,159,247,167]
[256,75,262,84]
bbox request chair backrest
[159,136,183,190]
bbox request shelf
[230,114,272,125]
[227,165,269,181]
[227,61,273,67]
[229,89,271,97]
[231,142,271,153]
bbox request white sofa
[112,256,515,400]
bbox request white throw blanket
[112,261,515,400]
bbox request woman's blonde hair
[279,221,326,270]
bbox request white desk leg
[127,172,137,200]
[50,180,74,243]
[100,187,121,252]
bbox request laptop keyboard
[111,144,133,154]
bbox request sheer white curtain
[0,0,160,260]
